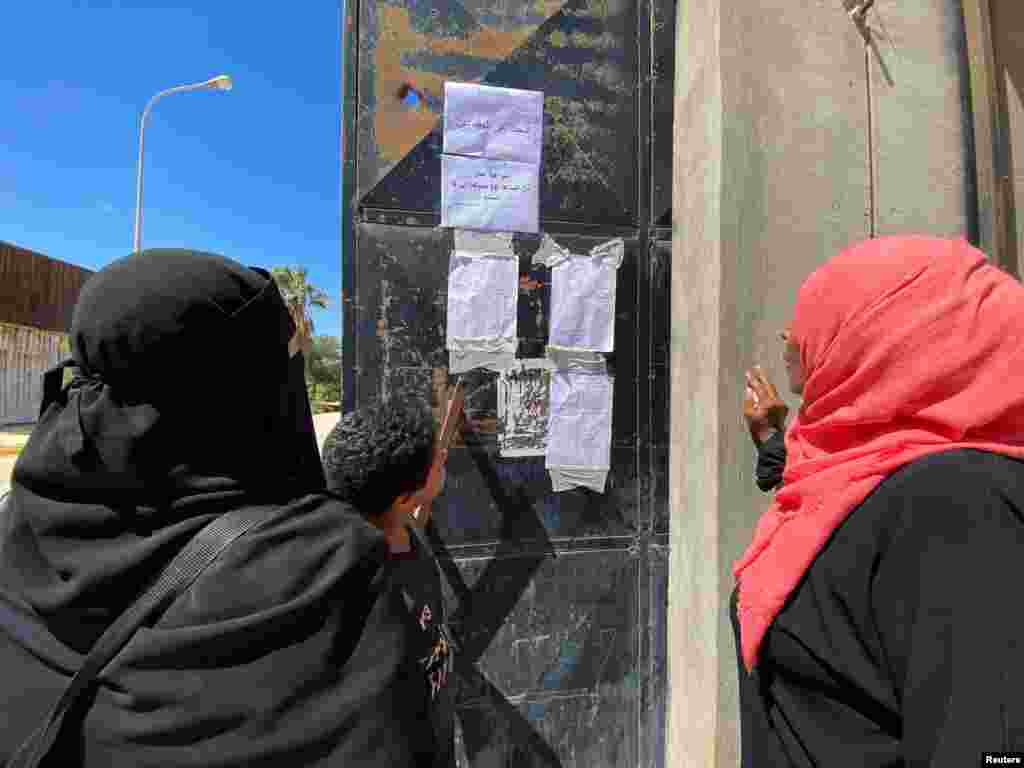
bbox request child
[322,397,456,767]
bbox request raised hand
[744,365,789,445]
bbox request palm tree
[270,267,330,357]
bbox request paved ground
[0,425,31,496]
[0,455,16,496]
[0,413,343,497]
[313,411,341,455]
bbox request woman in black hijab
[0,250,423,766]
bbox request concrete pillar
[668,1,983,765]
[668,0,870,765]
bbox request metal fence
[0,243,90,425]
[0,323,69,425]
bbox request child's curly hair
[322,395,436,516]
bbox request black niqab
[5,249,325,649]
[29,247,323,498]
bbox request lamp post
[132,75,233,253]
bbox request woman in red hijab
[730,235,1024,767]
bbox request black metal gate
[340,0,675,761]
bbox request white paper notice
[546,367,613,475]
[536,236,623,353]
[446,253,518,345]
[443,82,544,165]
[442,155,539,233]
[446,231,519,373]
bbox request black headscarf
[3,248,326,646]
[26,247,324,500]
[0,251,419,767]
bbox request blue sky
[2,1,344,338]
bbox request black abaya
[732,448,1024,767]
[0,250,430,766]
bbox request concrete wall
[668,1,976,766]
[872,0,976,238]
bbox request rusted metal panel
[0,323,68,425]
[355,0,640,225]
[0,242,93,333]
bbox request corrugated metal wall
[0,243,90,425]
[0,323,68,425]
[0,242,93,334]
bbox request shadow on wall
[433,427,640,767]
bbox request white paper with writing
[442,155,539,233]
[535,236,623,353]
[443,82,544,165]
[446,230,519,373]
[546,366,613,489]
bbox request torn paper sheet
[550,467,609,494]
[441,155,539,233]
[443,82,544,165]
[534,236,624,353]
[545,347,605,371]
[449,349,515,375]
[546,364,613,493]
[446,230,519,374]
[497,358,554,457]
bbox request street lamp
[132,75,233,253]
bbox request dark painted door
[341,0,675,762]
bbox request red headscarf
[734,235,1024,672]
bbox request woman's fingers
[746,371,765,400]
[754,366,771,390]
[754,366,779,398]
